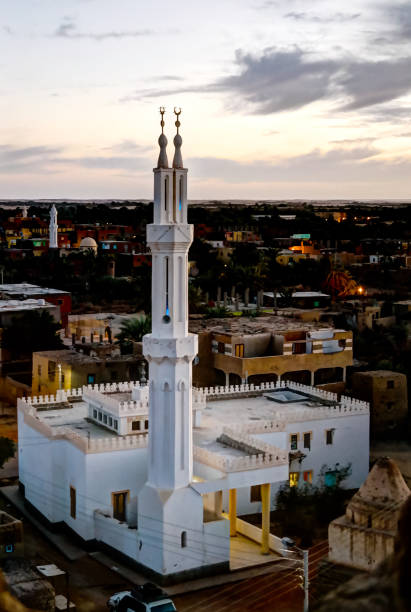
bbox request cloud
[187,146,410,185]
[54,18,153,40]
[329,138,375,145]
[2,25,12,35]
[127,47,411,116]
[284,11,361,23]
[104,140,152,154]
[0,145,63,173]
[388,3,411,40]
[0,144,147,174]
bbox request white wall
[19,410,149,541]
[257,413,369,490]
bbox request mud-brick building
[328,457,410,571]
[352,370,408,437]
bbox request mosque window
[70,486,76,519]
[181,531,187,548]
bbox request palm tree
[116,315,151,353]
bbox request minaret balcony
[147,224,193,248]
[143,334,197,360]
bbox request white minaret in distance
[138,109,211,578]
[49,204,58,249]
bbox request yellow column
[229,489,237,537]
[261,483,271,555]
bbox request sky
[1,0,411,200]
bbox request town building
[328,457,410,571]
[190,316,352,389]
[0,283,72,331]
[32,344,145,396]
[17,113,369,582]
[352,371,408,437]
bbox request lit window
[325,471,337,487]
[289,472,299,487]
[290,434,298,450]
[303,470,312,483]
[112,491,128,522]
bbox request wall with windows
[18,405,148,541]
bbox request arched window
[164,176,169,211]
[179,176,183,212]
[181,531,187,548]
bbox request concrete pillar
[223,292,228,308]
[231,285,236,299]
[229,489,237,537]
[342,367,346,383]
[225,372,230,386]
[244,288,249,307]
[310,370,315,386]
[261,483,271,554]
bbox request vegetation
[1,310,64,360]
[116,315,151,353]
[0,437,16,470]
[273,463,352,547]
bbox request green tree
[0,437,16,469]
[116,315,151,353]
[1,311,64,359]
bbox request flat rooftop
[34,349,137,364]
[188,315,333,335]
[37,402,115,440]
[0,299,57,313]
[0,283,69,296]
[193,390,327,449]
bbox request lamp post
[57,363,62,391]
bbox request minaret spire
[157,106,169,169]
[49,204,58,249]
[172,107,183,169]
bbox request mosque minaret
[49,204,58,249]
[138,108,211,576]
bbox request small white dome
[80,237,98,248]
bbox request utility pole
[303,549,309,612]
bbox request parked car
[107,583,177,612]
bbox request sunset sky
[1,0,411,199]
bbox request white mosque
[17,110,370,582]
